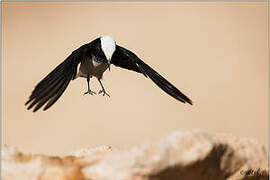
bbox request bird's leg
[98,78,110,97]
[84,75,96,95]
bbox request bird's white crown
[100,35,116,60]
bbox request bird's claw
[84,90,96,95]
[98,90,110,97]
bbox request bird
[25,35,192,112]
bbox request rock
[2,130,268,180]
[2,145,112,180]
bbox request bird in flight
[25,35,192,112]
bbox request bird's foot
[98,89,110,97]
[84,90,96,95]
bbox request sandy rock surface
[2,130,268,180]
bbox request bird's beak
[107,61,111,71]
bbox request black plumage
[25,53,79,112]
[26,36,192,112]
[111,45,193,105]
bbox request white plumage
[100,35,116,61]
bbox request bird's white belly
[77,57,108,79]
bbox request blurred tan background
[2,2,268,155]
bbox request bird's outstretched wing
[25,48,85,112]
[111,45,193,105]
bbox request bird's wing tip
[187,100,193,105]
[25,99,31,106]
